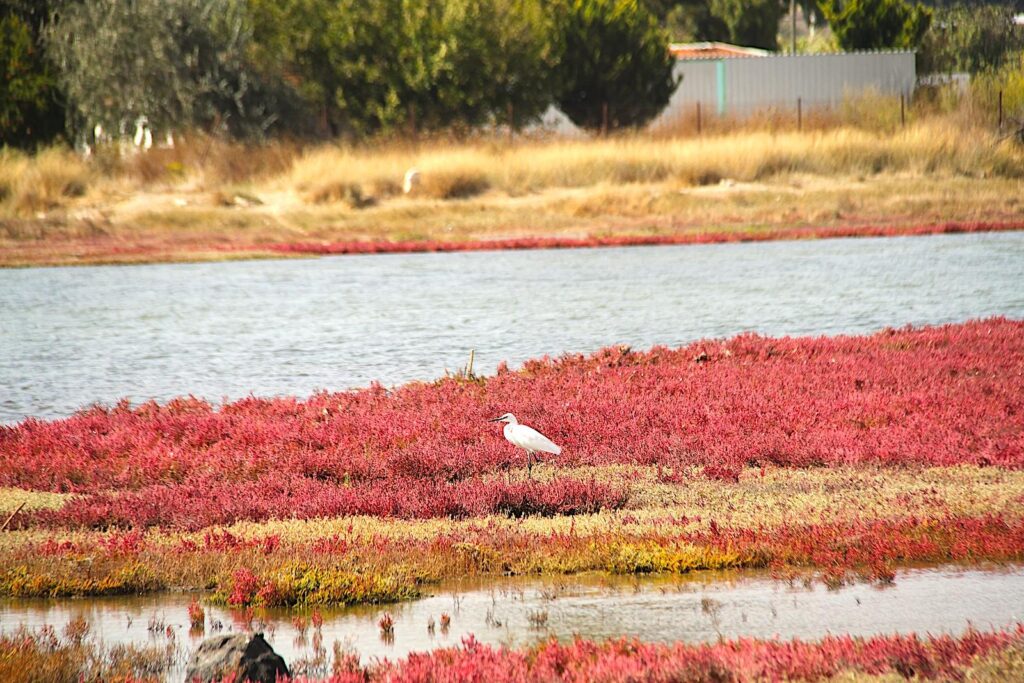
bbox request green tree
[711,0,785,49]
[251,0,556,137]
[918,3,1024,74]
[554,0,680,131]
[642,1,730,42]
[819,0,932,50]
[0,3,65,147]
[45,0,283,140]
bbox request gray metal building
[654,50,917,124]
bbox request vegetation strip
[1,625,1022,682]
[258,220,1024,257]
[1,320,1022,600]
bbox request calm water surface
[1,567,1021,677]
[2,232,1023,423]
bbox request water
[1,567,1021,675]
[1,232,1023,423]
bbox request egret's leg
[527,452,533,479]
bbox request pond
[2,232,1023,423]
[1,566,1022,677]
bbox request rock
[232,192,263,208]
[184,632,288,683]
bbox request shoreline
[3,219,1022,269]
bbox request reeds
[1,625,1019,682]
[286,122,1024,207]
[0,147,89,218]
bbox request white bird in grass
[489,413,561,478]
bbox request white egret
[489,413,561,478]
[402,168,421,194]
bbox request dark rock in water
[184,632,288,683]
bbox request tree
[251,0,556,137]
[711,0,785,49]
[819,0,932,51]
[0,2,65,147]
[918,3,1024,74]
[554,0,680,131]
[642,1,730,42]
[45,0,283,141]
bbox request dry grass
[0,148,90,217]
[2,110,1023,266]
[286,123,1023,206]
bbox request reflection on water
[1,566,1022,676]
[2,232,1023,423]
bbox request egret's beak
[488,416,503,422]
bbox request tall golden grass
[289,122,1023,204]
[0,148,89,217]
[2,102,1022,219]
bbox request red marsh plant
[276,628,1024,682]
[1,319,1022,530]
[187,597,205,631]
[262,219,1024,258]
[218,564,419,607]
[2,626,1022,682]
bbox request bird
[402,168,421,194]
[489,413,561,478]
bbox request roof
[669,42,771,60]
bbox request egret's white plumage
[490,413,561,477]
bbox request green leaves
[819,0,932,51]
[710,0,785,50]
[554,0,680,131]
[45,0,285,140]
[918,4,1024,75]
[10,0,684,141]
[314,0,556,135]
[0,14,63,147]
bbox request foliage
[44,0,282,140]
[642,1,730,42]
[819,0,932,50]
[343,629,1023,682]
[919,3,1024,74]
[1,562,162,598]
[1,319,1023,530]
[215,564,420,607]
[0,13,63,147]
[0,626,174,683]
[3,464,1024,599]
[710,0,786,50]
[0,625,1020,683]
[249,0,556,136]
[554,0,680,130]
[971,53,1024,119]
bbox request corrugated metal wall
[654,51,916,123]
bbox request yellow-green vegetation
[1,562,161,598]
[2,466,1022,603]
[210,562,421,607]
[0,488,74,514]
[0,629,175,683]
